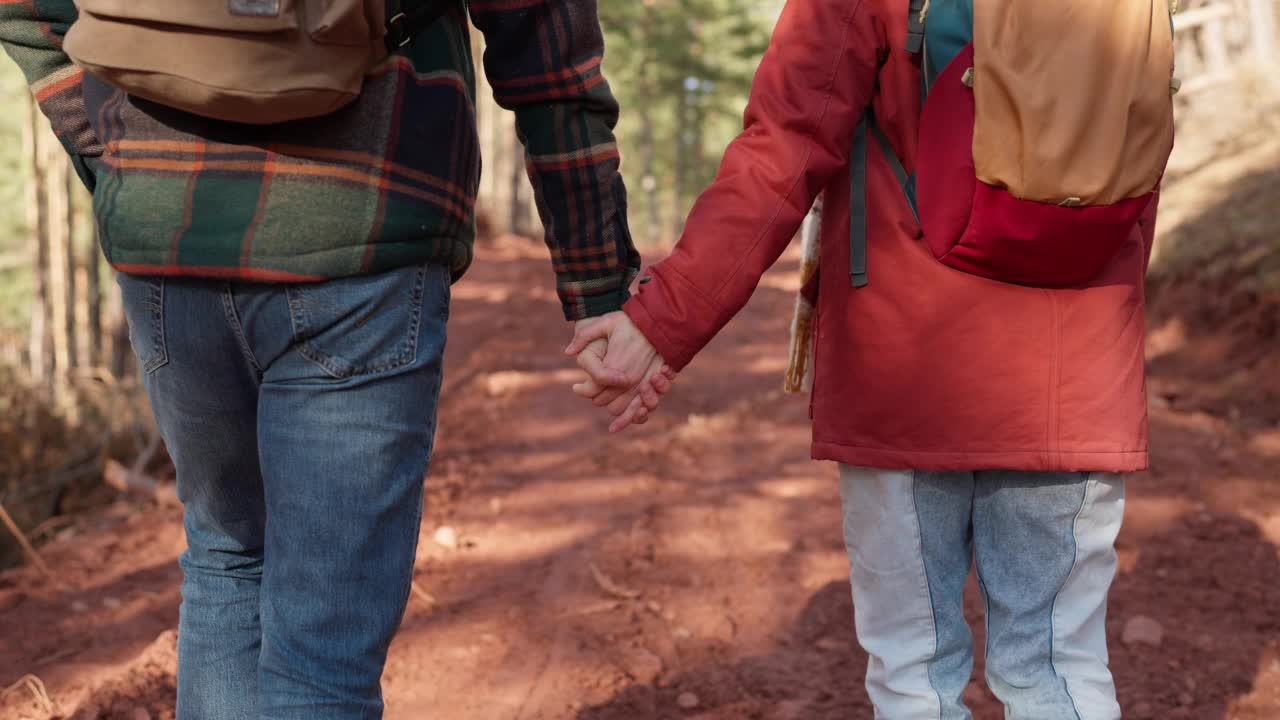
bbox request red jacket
[624,0,1156,472]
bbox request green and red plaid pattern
[0,0,640,320]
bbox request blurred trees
[598,0,772,244]
[473,0,775,245]
[5,89,120,403]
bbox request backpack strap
[906,0,928,53]
[386,0,453,52]
[849,115,870,288]
[849,109,917,288]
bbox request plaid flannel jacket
[0,0,641,320]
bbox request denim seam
[141,278,170,374]
[1050,472,1092,720]
[973,540,993,694]
[385,349,442,658]
[911,471,946,720]
[222,285,264,378]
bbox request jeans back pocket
[286,263,446,380]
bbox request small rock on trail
[814,635,844,652]
[432,526,458,550]
[1122,616,1165,648]
[616,646,663,685]
[677,691,700,709]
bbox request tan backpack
[845,0,1175,289]
[64,0,447,125]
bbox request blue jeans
[839,467,1125,720]
[118,263,450,719]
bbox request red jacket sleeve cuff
[623,263,729,372]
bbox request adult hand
[572,361,677,430]
[566,312,674,432]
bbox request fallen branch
[0,500,53,580]
[103,425,172,503]
[589,562,641,600]
[103,458,157,495]
[34,646,80,667]
[131,430,163,479]
[28,514,75,543]
[1,674,54,715]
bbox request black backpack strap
[849,109,916,289]
[386,0,453,52]
[849,115,870,288]
[906,0,927,53]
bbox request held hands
[565,312,676,432]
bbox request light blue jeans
[839,467,1125,720]
[118,263,450,719]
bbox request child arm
[623,0,883,371]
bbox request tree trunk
[508,125,526,235]
[637,5,660,245]
[670,82,690,240]
[472,31,496,222]
[64,158,79,371]
[107,269,133,381]
[527,180,541,235]
[86,226,103,368]
[1245,0,1277,66]
[492,112,515,234]
[25,95,52,393]
[691,85,708,207]
[44,133,71,400]
[638,114,659,245]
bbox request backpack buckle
[387,12,412,50]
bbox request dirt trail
[2,187,1279,718]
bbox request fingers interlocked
[564,311,676,432]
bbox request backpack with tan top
[788,0,1177,393]
[64,0,449,125]
[848,0,1178,288]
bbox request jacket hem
[102,238,469,284]
[811,441,1149,473]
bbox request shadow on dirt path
[0,219,1277,719]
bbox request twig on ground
[103,459,157,495]
[129,430,163,488]
[34,646,80,667]
[28,514,75,542]
[69,366,118,387]
[0,500,53,580]
[560,600,622,618]
[411,581,437,608]
[1,674,54,715]
[589,562,641,600]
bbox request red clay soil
[1,235,1277,720]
